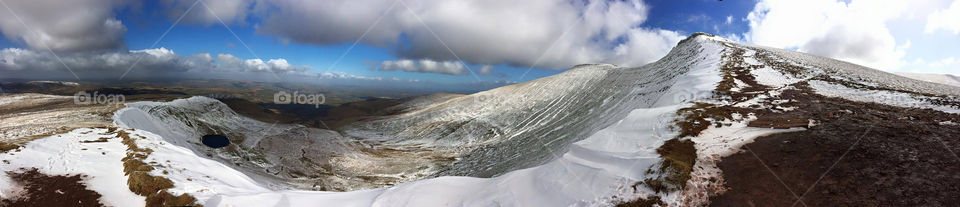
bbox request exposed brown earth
[618,40,960,206]
[0,168,104,207]
[747,116,809,129]
[708,46,960,206]
[710,83,960,207]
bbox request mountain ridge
[3,33,959,206]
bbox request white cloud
[162,0,252,25]
[746,0,911,70]
[381,59,494,75]
[216,53,242,66]
[0,0,128,52]
[725,15,733,25]
[901,56,960,74]
[315,71,397,81]
[191,53,213,63]
[478,65,493,75]
[925,0,960,34]
[931,57,956,67]
[0,47,313,79]
[0,47,432,84]
[253,0,682,69]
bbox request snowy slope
[109,35,721,206]
[8,32,960,206]
[0,128,145,206]
[88,33,736,206]
[342,35,732,179]
[895,72,960,88]
[114,96,466,192]
[749,45,960,97]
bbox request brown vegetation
[116,129,200,207]
[0,141,20,153]
[619,45,793,206]
[0,168,104,207]
[711,82,960,206]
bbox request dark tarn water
[201,135,230,148]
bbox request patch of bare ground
[618,46,770,206]
[616,195,666,207]
[0,142,20,153]
[0,168,104,207]
[703,46,960,206]
[115,129,201,207]
[710,82,960,206]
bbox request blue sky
[0,0,958,91]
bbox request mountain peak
[677,32,731,47]
[687,32,717,39]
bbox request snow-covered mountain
[895,72,960,88]
[2,33,959,206]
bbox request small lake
[201,135,230,148]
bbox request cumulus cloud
[0,46,439,85]
[0,0,128,52]
[380,59,494,75]
[253,0,683,69]
[925,0,960,34]
[901,56,960,74]
[478,65,493,75]
[162,0,252,25]
[0,47,312,79]
[745,0,911,70]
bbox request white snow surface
[108,35,737,206]
[113,36,706,206]
[203,105,688,207]
[121,128,274,202]
[0,128,145,206]
[808,80,960,114]
[895,72,960,88]
[748,45,960,97]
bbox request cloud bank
[161,0,251,25]
[745,0,911,70]
[0,47,315,80]
[2,0,688,79]
[925,0,960,34]
[380,59,493,76]
[252,0,684,69]
[0,0,128,52]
